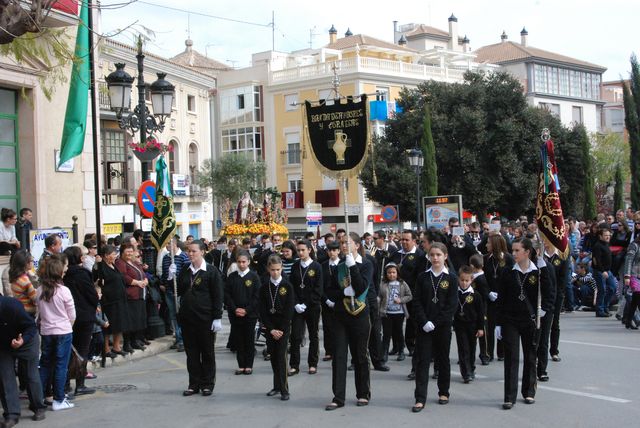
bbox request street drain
[95,384,137,394]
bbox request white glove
[344,286,355,297]
[345,254,356,267]
[169,263,177,274]
[495,326,502,341]
[325,299,335,308]
[295,304,306,314]
[488,292,498,302]
[538,308,546,318]
[211,319,222,332]
[422,321,435,333]
[301,303,307,311]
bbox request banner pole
[341,175,355,310]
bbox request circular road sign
[381,205,398,222]
[137,180,156,218]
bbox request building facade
[474,29,607,132]
[97,39,216,240]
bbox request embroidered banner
[304,95,370,179]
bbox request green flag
[151,154,177,251]
[58,2,90,167]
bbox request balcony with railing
[98,81,111,110]
[270,56,469,86]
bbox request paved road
[12,312,640,428]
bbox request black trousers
[414,325,452,404]
[487,303,504,359]
[0,335,45,421]
[454,323,477,379]
[404,309,417,353]
[368,302,384,366]
[331,311,371,405]
[536,312,553,377]
[231,317,257,369]
[266,331,290,394]
[625,292,640,326]
[478,306,489,361]
[502,320,537,403]
[72,320,94,389]
[550,289,564,356]
[381,313,405,362]
[181,321,216,390]
[290,305,321,369]
[321,303,335,357]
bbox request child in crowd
[469,254,490,365]
[453,266,485,383]
[379,262,412,362]
[258,255,294,401]
[89,285,110,362]
[573,262,597,309]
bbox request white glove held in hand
[344,286,356,297]
[538,308,546,318]
[495,326,502,341]
[211,319,222,332]
[325,299,335,308]
[488,292,498,302]
[422,321,435,333]
[345,254,356,267]
[295,304,306,314]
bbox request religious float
[220,188,289,238]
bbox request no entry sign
[137,180,156,218]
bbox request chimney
[329,24,337,44]
[520,27,528,46]
[462,35,469,53]
[398,35,407,46]
[501,31,508,43]
[393,20,398,43]
[448,14,458,50]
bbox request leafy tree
[421,103,437,196]
[614,163,624,213]
[360,71,581,221]
[0,0,55,44]
[623,54,640,209]
[591,132,629,186]
[198,154,266,205]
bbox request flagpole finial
[541,128,551,142]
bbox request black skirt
[102,300,129,334]
[127,299,147,332]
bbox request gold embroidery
[245,279,253,287]
[528,275,537,285]
[465,295,474,303]
[308,269,316,277]
[279,287,287,296]
[553,259,561,266]
[440,280,449,290]
[407,255,415,261]
[195,277,202,285]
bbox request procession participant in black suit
[177,241,224,397]
[259,255,295,401]
[325,233,372,410]
[362,235,388,372]
[205,237,226,274]
[495,238,554,409]
[453,266,485,383]
[411,242,458,412]
[537,242,567,381]
[483,234,514,363]
[469,254,491,365]
[224,250,261,375]
[390,230,425,358]
[320,242,342,362]
[289,239,324,375]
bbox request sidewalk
[89,327,232,371]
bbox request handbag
[629,276,640,293]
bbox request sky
[99,0,637,81]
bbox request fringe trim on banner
[302,95,372,180]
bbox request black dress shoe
[524,397,535,404]
[201,389,212,396]
[356,399,369,406]
[407,371,416,380]
[266,389,280,397]
[388,349,399,356]
[74,386,96,396]
[502,402,513,410]
[183,389,198,396]
[32,407,46,421]
[280,393,290,401]
[347,364,354,371]
[373,364,390,372]
[397,353,406,361]
[2,418,19,428]
[325,401,344,411]
[538,374,549,382]
[105,351,118,358]
[412,403,424,413]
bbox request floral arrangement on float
[128,134,173,161]
[220,187,289,238]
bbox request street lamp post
[408,148,424,232]
[106,35,175,272]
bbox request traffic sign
[381,205,398,222]
[307,220,322,227]
[137,180,156,218]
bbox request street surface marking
[560,339,640,351]
[537,385,631,403]
[158,354,188,369]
